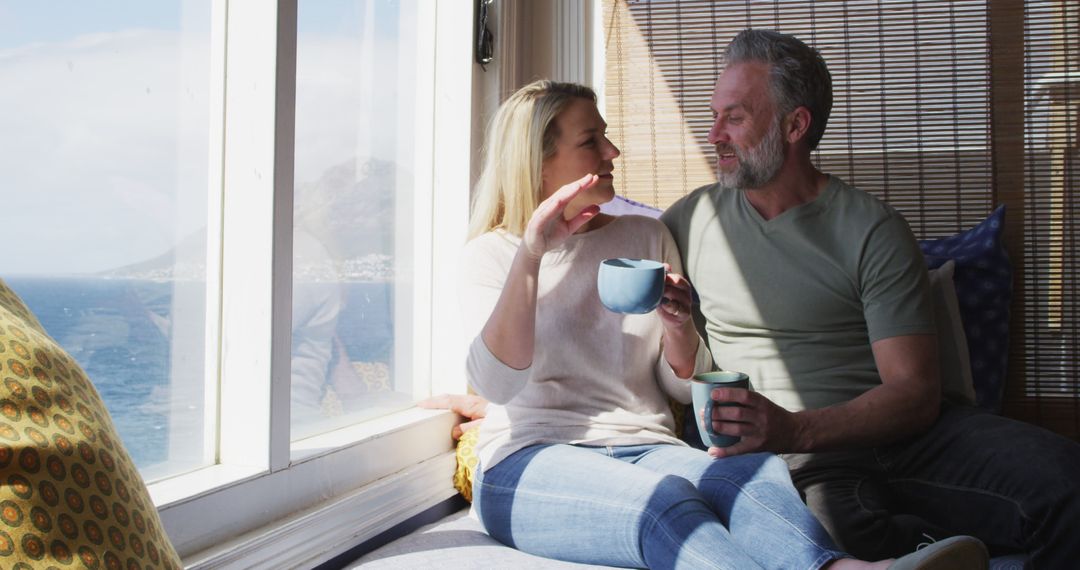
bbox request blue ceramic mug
[691,371,750,448]
[597,258,666,314]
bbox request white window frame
[148,1,474,566]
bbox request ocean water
[5,277,394,470]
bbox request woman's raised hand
[657,266,700,378]
[522,173,600,261]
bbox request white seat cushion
[347,508,619,569]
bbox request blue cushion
[919,206,1012,412]
[600,195,662,218]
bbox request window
[0,0,213,482]
[601,0,1080,437]
[1,0,474,563]
[291,0,423,441]
[1018,0,1079,429]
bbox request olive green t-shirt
[660,176,933,412]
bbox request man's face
[708,62,786,189]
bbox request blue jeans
[474,443,847,569]
[785,405,1080,568]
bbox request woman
[460,79,984,570]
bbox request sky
[0,1,186,50]
[0,0,418,276]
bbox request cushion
[451,396,693,502]
[453,427,480,502]
[919,206,1012,411]
[346,507,1026,570]
[599,195,662,218]
[0,279,181,568]
[928,261,976,405]
[348,508,619,569]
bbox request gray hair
[724,29,832,150]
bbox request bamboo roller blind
[602,0,1078,437]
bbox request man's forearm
[790,382,940,452]
[788,334,942,453]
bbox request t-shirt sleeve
[860,212,935,343]
[459,236,532,404]
[655,335,711,404]
[659,197,689,261]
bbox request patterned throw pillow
[0,279,182,568]
[452,397,693,501]
[453,427,480,502]
[919,206,1012,411]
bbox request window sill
[156,407,459,560]
[183,452,459,568]
[290,405,446,463]
[149,463,268,510]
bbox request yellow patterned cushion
[452,397,687,501]
[0,279,181,568]
[453,427,480,502]
[670,397,686,440]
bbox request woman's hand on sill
[420,393,489,440]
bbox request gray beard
[716,121,785,189]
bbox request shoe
[888,535,989,570]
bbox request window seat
[345,507,616,569]
[344,507,1028,569]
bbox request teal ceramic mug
[597,258,666,314]
[691,371,750,448]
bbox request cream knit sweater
[460,215,713,470]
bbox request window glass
[0,1,213,480]
[292,0,422,440]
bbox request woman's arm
[479,174,600,369]
[656,270,700,378]
[418,393,489,440]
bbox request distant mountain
[100,229,206,281]
[295,157,399,262]
[102,157,404,282]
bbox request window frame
[148,1,475,563]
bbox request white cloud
[294,32,420,186]
[0,29,211,275]
[0,20,424,276]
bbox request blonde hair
[469,80,597,239]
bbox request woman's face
[541,98,621,217]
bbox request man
[660,28,1080,566]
